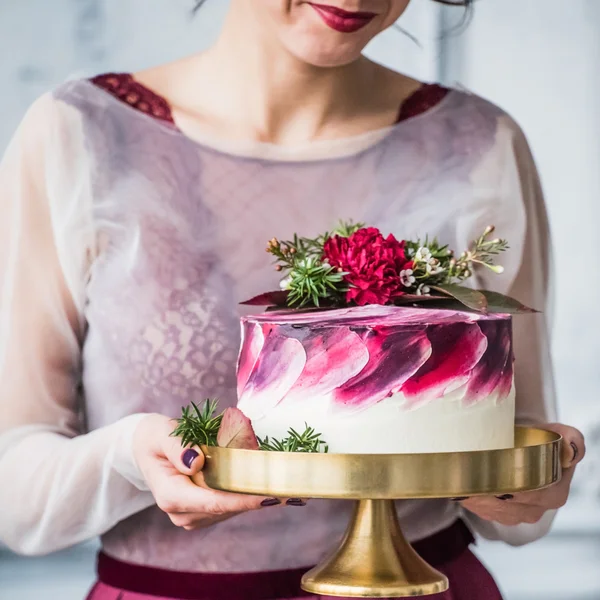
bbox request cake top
[242,305,509,328]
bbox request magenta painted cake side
[237,306,514,414]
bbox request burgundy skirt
[86,521,503,600]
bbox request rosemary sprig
[171,399,223,447]
[171,400,329,453]
[258,425,329,453]
[286,257,347,308]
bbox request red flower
[323,227,409,306]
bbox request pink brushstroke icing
[331,326,432,411]
[237,306,513,413]
[282,328,369,403]
[464,320,514,406]
[237,321,265,397]
[239,334,306,412]
[401,322,488,407]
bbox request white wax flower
[400,269,416,287]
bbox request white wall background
[1,1,599,599]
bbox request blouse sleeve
[0,92,154,556]
[462,115,559,546]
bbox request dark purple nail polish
[496,494,514,501]
[570,442,579,462]
[450,497,469,502]
[182,449,199,469]
[261,498,281,507]
[286,498,306,507]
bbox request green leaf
[478,290,539,314]
[241,291,289,306]
[431,284,489,313]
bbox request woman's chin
[286,39,366,68]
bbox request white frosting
[242,384,515,454]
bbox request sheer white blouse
[0,77,556,570]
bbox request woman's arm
[503,119,556,427]
[0,93,156,555]
[461,115,584,545]
[0,92,278,555]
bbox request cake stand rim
[196,426,562,499]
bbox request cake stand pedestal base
[301,499,447,598]
[198,427,561,598]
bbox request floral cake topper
[243,222,535,314]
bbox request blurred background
[1,1,599,599]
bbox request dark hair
[433,0,474,30]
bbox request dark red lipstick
[309,3,377,33]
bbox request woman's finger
[461,496,546,525]
[154,468,268,515]
[170,511,244,530]
[507,466,574,508]
[492,504,546,526]
[543,423,586,468]
[159,419,206,477]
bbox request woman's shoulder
[443,85,527,139]
[422,84,531,163]
[9,82,86,150]
[44,73,175,129]
[31,76,107,129]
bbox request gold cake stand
[196,427,561,598]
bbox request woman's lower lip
[309,3,376,33]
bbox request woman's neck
[137,5,420,146]
[205,5,385,144]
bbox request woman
[0,1,585,599]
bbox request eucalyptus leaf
[478,290,539,314]
[431,284,489,313]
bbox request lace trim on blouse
[398,83,450,122]
[90,73,449,128]
[91,73,176,126]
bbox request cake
[236,305,515,454]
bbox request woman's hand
[133,414,286,530]
[456,423,585,526]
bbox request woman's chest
[81,140,491,426]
